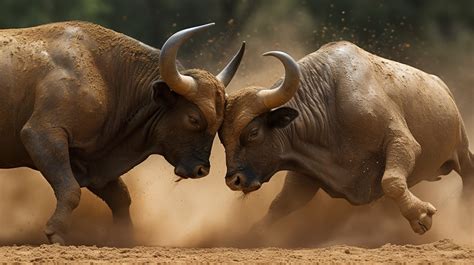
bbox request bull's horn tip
[262,51,280,57]
[190,22,215,31]
[202,22,215,27]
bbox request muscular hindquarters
[332,46,463,187]
[385,71,463,184]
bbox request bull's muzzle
[225,172,261,193]
[174,164,210,179]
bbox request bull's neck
[96,39,162,149]
[277,55,338,174]
[285,55,336,148]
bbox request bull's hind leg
[88,178,132,225]
[381,130,436,234]
[454,126,474,201]
[88,178,134,245]
[21,125,81,245]
[251,172,319,233]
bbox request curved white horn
[257,51,301,109]
[159,23,215,96]
[217,42,246,87]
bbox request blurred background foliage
[0,0,472,109]
[1,0,472,51]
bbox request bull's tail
[457,123,473,199]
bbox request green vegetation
[1,0,472,50]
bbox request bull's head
[154,23,244,179]
[219,51,300,193]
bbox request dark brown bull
[219,42,472,236]
[0,21,245,244]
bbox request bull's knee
[20,125,59,147]
[61,187,81,210]
[20,125,39,145]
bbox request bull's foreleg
[251,172,319,233]
[88,178,132,225]
[381,132,436,234]
[20,125,81,245]
[88,178,134,245]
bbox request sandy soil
[0,239,472,264]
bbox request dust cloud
[0,13,473,248]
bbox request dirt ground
[0,239,471,263]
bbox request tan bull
[219,41,473,235]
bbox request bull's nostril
[226,173,245,190]
[195,165,209,177]
[234,175,241,186]
[197,167,204,176]
[174,166,188,178]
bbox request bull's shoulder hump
[320,40,359,50]
[299,41,367,70]
[318,41,362,57]
[0,21,140,49]
[1,21,160,59]
[0,21,104,38]
[298,41,369,79]
[60,21,159,56]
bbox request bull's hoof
[408,202,437,234]
[45,231,66,245]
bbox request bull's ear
[267,107,299,128]
[151,80,177,107]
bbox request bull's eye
[188,115,200,129]
[247,128,259,142]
